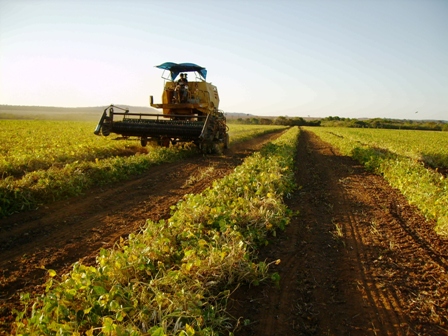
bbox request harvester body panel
[151,80,220,116]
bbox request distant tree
[368,119,383,128]
[259,118,273,125]
[307,120,321,126]
[290,117,306,126]
[274,116,290,125]
[249,117,260,124]
[349,120,367,128]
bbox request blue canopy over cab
[155,62,207,81]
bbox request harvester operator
[175,73,188,103]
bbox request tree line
[321,116,448,131]
[227,115,448,131]
[227,116,321,126]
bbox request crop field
[306,127,448,234]
[2,125,448,335]
[12,126,299,335]
[0,120,286,218]
[312,127,448,169]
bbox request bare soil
[1,129,447,335]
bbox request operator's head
[180,73,185,77]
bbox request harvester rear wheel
[199,141,212,154]
[223,133,229,149]
[158,137,170,148]
[140,138,148,147]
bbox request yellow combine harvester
[94,62,229,153]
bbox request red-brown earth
[1,129,447,335]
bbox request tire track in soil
[229,130,448,335]
[0,131,284,335]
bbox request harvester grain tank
[94,62,229,153]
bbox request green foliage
[321,116,447,131]
[316,127,448,169]
[308,127,448,235]
[0,122,284,218]
[228,116,320,127]
[13,127,300,335]
[226,124,287,144]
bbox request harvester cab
[94,62,229,153]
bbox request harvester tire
[158,137,170,148]
[199,141,212,154]
[223,133,229,149]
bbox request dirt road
[229,130,448,335]
[2,129,447,335]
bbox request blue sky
[0,0,447,120]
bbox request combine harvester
[94,62,229,153]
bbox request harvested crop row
[13,127,300,335]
